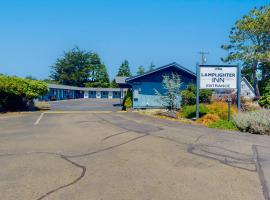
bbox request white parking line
[35,113,44,125]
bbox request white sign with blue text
[200,66,237,89]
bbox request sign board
[200,66,237,89]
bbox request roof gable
[126,62,196,82]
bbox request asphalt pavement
[0,110,270,200]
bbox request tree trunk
[252,60,260,98]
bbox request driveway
[49,98,122,111]
[0,111,270,200]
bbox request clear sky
[0,0,269,80]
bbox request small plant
[181,104,209,118]
[181,83,212,106]
[258,94,270,108]
[155,73,182,112]
[209,119,238,130]
[122,89,133,110]
[207,102,237,120]
[197,113,220,126]
[233,109,270,135]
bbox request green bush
[181,83,212,106]
[233,109,270,135]
[0,75,48,111]
[181,104,209,118]
[122,89,133,110]
[209,119,238,130]
[258,94,270,108]
[258,81,270,108]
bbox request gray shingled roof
[48,83,121,92]
[115,76,129,84]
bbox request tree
[0,75,48,110]
[25,75,37,80]
[50,47,110,87]
[50,47,93,87]
[85,63,110,88]
[110,79,118,88]
[137,65,145,75]
[221,6,270,97]
[155,73,182,112]
[117,60,132,77]
[149,62,155,71]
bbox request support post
[237,64,241,112]
[227,96,232,121]
[196,63,200,119]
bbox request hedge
[0,75,48,111]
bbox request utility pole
[198,51,209,65]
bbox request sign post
[196,65,240,120]
[196,63,200,119]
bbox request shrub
[207,102,237,120]
[258,94,270,108]
[197,113,220,126]
[181,83,212,106]
[209,119,238,130]
[0,75,48,111]
[233,109,270,135]
[181,104,209,118]
[122,89,133,110]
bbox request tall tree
[137,65,145,75]
[149,62,155,71]
[50,47,93,87]
[117,60,132,77]
[221,6,270,97]
[85,63,110,88]
[50,47,110,87]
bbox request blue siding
[128,65,196,109]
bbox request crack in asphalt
[2,113,269,200]
[252,145,270,200]
[0,151,86,200]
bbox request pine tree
[117,60,132,77]
[137,65,145,75]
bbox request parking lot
[49,98,122,111]
[1,110,270,200]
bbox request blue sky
[0,0,269,80]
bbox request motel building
[41,83,124,101]
[41,62,255,108]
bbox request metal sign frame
[195,64,241,119]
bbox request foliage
[258,94,270,108]
[122,89,133,110]
[207,101,237,120]
[148,62,155,71]
[197,113,220,126]
[221,6,270,97]
[155,73,182,112]
[208,119,238,130]
[117,60,132,77]
[258,82,270,108]
[233,109,270,135]
[181,84,196,106]
[181,104,209,119]
[50,47,110,87]
[181,83,212,106]
[85,64,110,88]
[110,79,118,88]
[0,75,48,111]
[137,65,145,75]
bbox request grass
[208,119,238,131]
